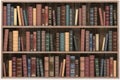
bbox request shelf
[1,0,118,3]
[2,26,118,29]
[2,51,118,54]
[2,77,118,78]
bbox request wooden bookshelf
[1,0,119,78]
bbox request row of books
[3,29,117,51]
[3,55,117,77]
[3,3,117,26]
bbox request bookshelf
[1,0,119,78]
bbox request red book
[45,6,48,26]
[99,8,104,26]
[28,6,33,26]
[22,55,27,77]
[3,29,9,51]
[81,29,85,51]
[42,9,45,26]
[85,57,90,77]
[33,32,36,51]
[105,6,110,26]
[79,8,82,25]
[110,57,113,77]
[31,57,36,77]
[106,59,110,77]
[26,31,30,51]
[36,4,42,26]
[85,30,90,51]
[112,32,117,51]
[89,55,95,77]
[12,57,16,77]
[66,55,70,77]
[3,6,7,26]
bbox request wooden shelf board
[2,0,118,3]
[2,51,118,54]
[2,77,118,78]
[2,26,118,29]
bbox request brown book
[79,8,82,25]
[105,5,110,26]
[52,10,56,26]
[85,57,90,77]
[55,56,59,77]
[99,8,104,26]
[89,55,95,77]
[109,57,113,77]
[94,7,97,25]
[13,31,19,51]
[3,6,7,26]
[20,8,24,26]
[33,32,37,51]
[85,30,90,51]
[45,6,48,26]
[112,32,117,51]
[36,4,42,26]
[82,5,86,26]
[44,57,49,77]
[9,31,13,51]
[106,59,110,77]
[33,8,36,26]
[28,6,33,26]
[75,59,79,77]
[65,32,69,51]
[66,55,70,77]
[3,29,9,51]
[42,9,45,26]
[17,6,22,26]
[80,57,85,77]
[12,57,16,77]
[26,31,30,51]
[113,10,117,25]
[9,60,12,77]
[61,4,66,26]
[49,56,54,77]
[20,36,24,51]
[3,62,6,77]
[41,30,46,51]
[62,59,66,77]
[59,61,63,77]
[113,60,117,77]
[56,32,59,51]
[17,58,22,77]
[22,55,27,77]
[31,57,36,77]
[103,11,106,26]
[30,34,33,51]
[81,29,85,51]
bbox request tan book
[62,59,66,77]
[59,62,63,77]
[44,57,49,77]
[75,9,78,26]
[95,34,99,51]
[14,8,17,26]
[9,60,12,77]
[102,37,105,51]
[17,6,22,26]
[33,8,36,26]
[80,57,85,77]
[65,32,69,51]
[13,31,18,51]
[113,60,117,77]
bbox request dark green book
[45,32,50,51]
[69,30,73,51]
[36,58,40,77]
[60,33,65,51]
[95,58,99,77]
[37,30,41,51]
[39,59,44,77]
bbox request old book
[8,31,13,51]
[60,33,65,51]
[17,6,22,26]
[70,56,75,77]
[113,9,117,25]
[57,6,61,25]
[3,29,9,51]
[65,32,69,51]
[113,60,117,77]
[61,4,66,26]
[49,56,54,77]
[18,37,21,51]
[10,7,14,25]
[44,57,49,77]
[26,31,30,51]
[45,32,50,51]
[56,32,59,51]
[30,34,33,51]
[23,9,28,26]
[73,36,79,51]
[48,6,52,26]
[85,57,89,77]
[66,4,70,26]
[95,34,99,51]
[81,29,85,51]
[31,57,36,77]
[79,8,82,25]
[59,61,63,77]
[3,6,7,25]
[39,59,44,77]
[110,5,113,26]
[66,55,70,77]
[17,58,22,77]
[33,32,37,51]
[13,30,18,51]
[75,59,79,77]
[80,57,85,77]
[93,36,96,51]
[86,30,90,51]
[37,30,41,51]
[33,8,36,26]
[20,8,24,26]
[27,58,31,77]
[75,9,78,26]
[70,8,73,26]
[100,59,104,77]
[106,59,110,77]
[52,10,56,26]
[102,37,106,51]
[36,58,40,77]
[95,58,99,77]
[55,56,59,77]
[89,55,95,77]
[94,7,97,25]
[99,8,104,26]
[45,6,48,26]
[7,4,11,26]
[104,59,107,76]
[110,57,113,77]
[108,31,112,51]
[36,4,42,26]
[28,6,33,26]
[89,33,93,51]
[22,55,27,77]
[112,31,117,51]
[42,9,45,26]
[104,33,108,51]
[12,57,16,77]
[105,5,110,26]
[89,7,94,25]
[69,30,73,51]
[41,30,46,51]
[3,62,6,77]
[82,5,86,25]
[50,33,53,51]
[62,59,66,77]
[9,60,12,77]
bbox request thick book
[66,4,70,26]
[85,30,90,51]
[16,58,22,77]
[33,32,37,51]
[89,33,93,51]
[82,5,86,25]
[48,6,52,26]
[70,56,75,77]
[108,31,112,51]
[3,6,7,26]
[22,55,28,77]
[105,5,110,26]
[45,32,50,51]
[65,32,69,51]
[62,59,66,77]
[94,7,97,25]
[26,31,30,51]
[33,8,36,26]
[9,31,13,51]
[100,59,104,76]
[61,4,66,26]
[56,32,59,51]
[17,6,22,26]
[110,57,113,77]
[10,7,14,25]
[95,34,99,51]
[55,56,59,77]
[49,56,54,77]
[36,4,42,26]
[7,4,11,26]
[112,31,117,51]
[89,7,94,25]
[28,6,33,26]
[110,5,113,26]
[37,30,41,51]
[31,57,36,77]
[80,57,85,77]
[66,55,70,77]
[81,29,85,51]
[3,29,9,51]
[99,8,104,26]
[45,6,48,26]
[14,8,17,26]
[69,30,73,51]
[44,57,49,77]
[75,59,79,77]
[95,58,99,77]
[13,31,18,51]
[85,57,89,77]
[60,33,65,51]
[41,30,46,51]
[89,55,95,77]
[113,60,117,77]
[36,58,40,77]
[9,60,12,77]
[39,59,44,77]
[27,58,31,77]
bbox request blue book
[100,59,104,77]
[104,33,108,51]
[60,33,65,51]
[108,31,112,51]
[89,33,93,51]
[39,59,44,77]
[28,58,31,77]
[70,9,73,26]
[66,5,70,26]
[110,5,113,26]
[57,7,61,26]
[70,56,75,77]
[10,7,14,25]
[23,9,28,26]
[90,8,94,25]
[7,4,11,26]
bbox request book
[7,4,11,26]
[81,29,85,51]
[95,58,99,77]
[95,34,99,51]
[70,56,75,77]
[65,32,69,51]
[41,30,46,51]
[17,6,22,26]
[44,57,49,77]
[69,30,73,51]
[55,56,59,77]
[80,57,85,77]
[3,29,9,51]
[66,55,70,77]
[31,57,36,77]
[3,6,7,26]
[37,30,41,51]
[39,59,44,77]
[66,4,70,26]
[36,4,42,26]
[26,31,30,51]
[33,8,36,26]
[61,59,66,77]
[16,58,22,77]
[49,56,54,77]
[89,55,95,77]
[9,60,12,77]
[22,55,27,77]
[60,33,65,51]
[27,58,31,77]
[75,59,79,77]
[13,31,18,51]
[85,57,89,77]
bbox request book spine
[104,33,108,51]
[69,30,73,51]
[22,55,28,77]
[17,58,22,77]
[41,31,46,51]
[20,8,24,26]
[113,60,117,77]
[9,60,12,77]
[80,57,85,77]
[33,8,36,26]
[26,31,30,51]
[79,8,82,25]
[55,56,59,77]
[57,6,61,26]
[106,59,110,77]
[56,32,59,51]
[110,5,113,26]
[66,55,70,77]
[95,58,99,77]
[113,10,117,25]
[75,9,78,26]
[90,8,94,25]
[45,32,50,51]
[41,9,45,26]
[65,32,69,51]
[36,58,40,77]
[89,33,93,51]
[39,59,44,77]
[70,9,73,26]
[49,56,54,77]
[94,7,97,25]
[13,31,18,51]
[18,37,21,51]
[104,59,107,76]
[17,6,22,26]
[108,31,112,51]
[100,59,104,77]
[89,55,95,77]
[60,33,65,51]
[33,32,37,51]
[27,58,31,77]
[10,7,14,26]
[66,5,70,26]
[36,4,42,26]
[52,10,56,26]
[93,36,96,51]
[61,5,66,26]
[30,34,33,51]
[82,5,86,26]
[7,4,11,26]
[112,32,117,51]
[44,57,49,77]
[37,30,41,51]
[23,9,28,26]
[45,6,48,26]
[105,5,110,26]
[86,31,90,51]
[75,59,79,77]
[48,6,52,26]
[95,34,99,51]
[81,29,85,51]
[3,6,7,26]
[9,31,13,51]
[12,57,16,77]
[70,56,75,77]
[85,57,89,77]
[14,8,17,26]
[110,57,113,77]
[50,33,53,51]
[28,6,33,26]
[31,57,36,77]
